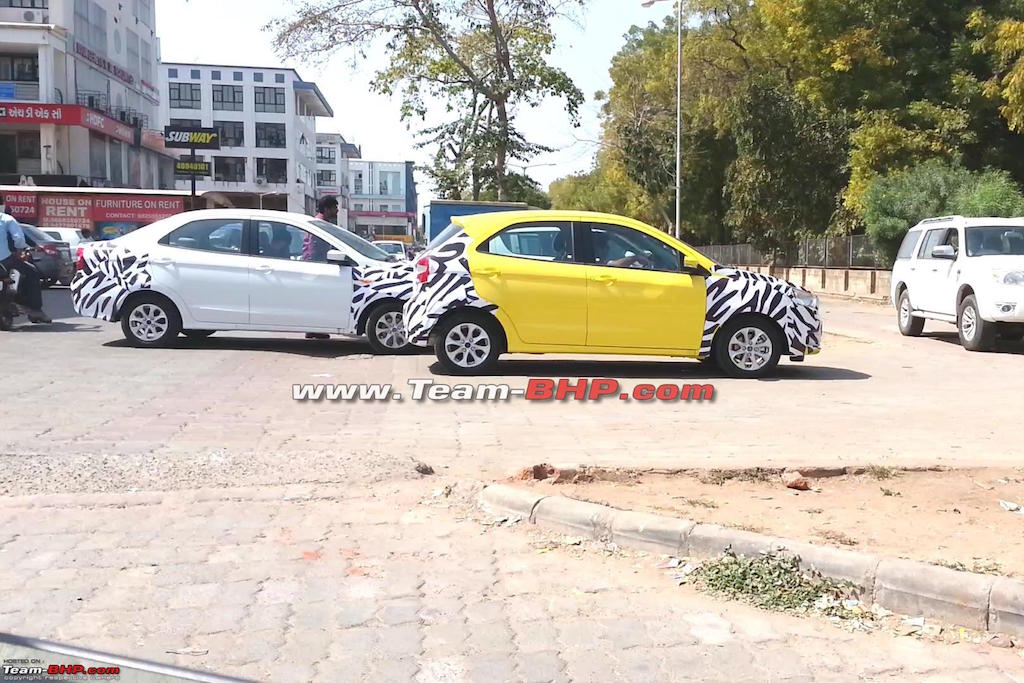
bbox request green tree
[268,0,585,200]
[724,76,849,254]
[862,159,1024,260]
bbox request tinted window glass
[917,229,947,259]
[484,223,573,262]
[160,219,245,254]
[425,223,462,252]
[965,226,1024,256]
[255,221,333,263]
[896,231,921,260]
[587,224,681,272]
[308,219,392,262]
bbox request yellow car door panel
[581,222,705,351]
[470,221,587,346]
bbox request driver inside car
[593,232,652,269]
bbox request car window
[939,228,959,254]
[483,223,573,262]
[256,221,333,263]
[586,223,681,273]
[44,231,61,241]
[21,225,57,244]
[917,229,946,260]
[965,226,1024,257]
[425,222,463,252]
[308,219,391,262]
[896,231,921,260]
[160,219,246,254]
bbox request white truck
[891,216,1024,350]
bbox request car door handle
[150,256,173,265]
[256,265,274,274]
[476,267,500,277]
[591,274,616,285]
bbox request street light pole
[643,0,683,240]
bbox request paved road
[1,482,1021,682]
[2,291,1021,498]
[1,290,1023,681]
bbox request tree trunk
[494,97,510,201]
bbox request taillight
[76,247,85,271]
[415,256,430,284]
[41,244,59,257]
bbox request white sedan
[71,209,414,352]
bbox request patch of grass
[932,558,1002,575]
[734,523,765,534]
[680,497,718,509]
[880,487,901,497]
[693,550,861,617]
[866,465,901,480]
[699,468,780,486]
[804,508,824,515]
[815,528,859,546]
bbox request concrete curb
[480,484,1024,637]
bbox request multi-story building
[0,0,176,193]
[347,159,418,242]
[315,131,360,227]
[159,62,333,214]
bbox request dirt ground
[531,466,1024,577]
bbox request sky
[154,0,673,202]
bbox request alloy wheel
[727,326,773,372]
[129,304,169,342]
[444,322,491,368]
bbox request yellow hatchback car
[405,211,822,378]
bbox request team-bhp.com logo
[2,661,120,679]
[293,378,715,402]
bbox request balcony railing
[76,91,149,128]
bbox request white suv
[71,209,414,352]
[891,216,1024,350]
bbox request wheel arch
[711,310,789,355]
[429,305,509,354]
[356,296,406,336]
[957,283,976,308]
[113,288,183,323]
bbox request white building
[347,159,418,242]
[158,62,333,214]
[315,131,360,227]
[0,0,176,190]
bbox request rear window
[425,223,463,252]
[896,230,921,260]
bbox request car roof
[912,216,1024,229]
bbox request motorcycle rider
[0,192,51,324]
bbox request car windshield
[425,222,463,252]
[965,226,1024,256]
[376,242,405,255]
[309,219,392,262]
[20,225,58,244]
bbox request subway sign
[174,160,212,176]
[163,126,221,150]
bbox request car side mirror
[931,244,956,260]
[326,249,357,267]
[681,255,711,277]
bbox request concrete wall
[746,266,892,302]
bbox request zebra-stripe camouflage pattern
[348,262,415,334]
[701,267,822,358]
[70,244,151,322]
[404,231,497,345]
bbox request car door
[248,219,354,331]
[913,227,952,313]
[471,221,587,345]
[930,228,962,316]
[153,217,251,324]
[580,221,705,351]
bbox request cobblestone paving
[0,481,1020,682]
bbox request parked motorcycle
[0,255,24,331]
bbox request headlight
[999,271,1024,285]
[793,289,819,307]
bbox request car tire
[957,294,995,352]
[120,294,182,348]
[434,312,503,375]
[182,329,215,339]
[713,316,784,379]
[365,301,414,355]
[897,290,925,337]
